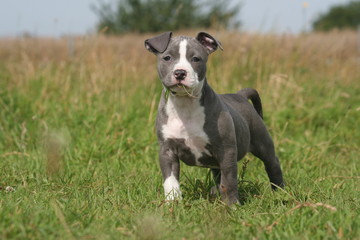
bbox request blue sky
[0,0,354,37]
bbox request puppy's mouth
[169,83,190,93]
[166,84,198,98]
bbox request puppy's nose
[174,69,187,81]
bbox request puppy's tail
[237,88,263,119]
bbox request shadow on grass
[181,171,262,205]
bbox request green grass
[0,31,359,239]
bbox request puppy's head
[145,32,222,97]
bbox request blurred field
[0,30,359,239]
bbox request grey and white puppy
[145,32,284,205]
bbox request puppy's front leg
[159,145,182,200]
[219,148,239,205]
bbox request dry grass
[1,30,358,83]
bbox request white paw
[163,173,182,200]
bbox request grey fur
[145,32,284,205]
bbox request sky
[0,0,354,37]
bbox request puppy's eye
[192,57,201,62]
[163,56,171,61]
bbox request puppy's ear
[145,32,172,54]
[196,32,223,54]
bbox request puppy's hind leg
[251,131,284,190]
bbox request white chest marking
[162,96,211,163]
